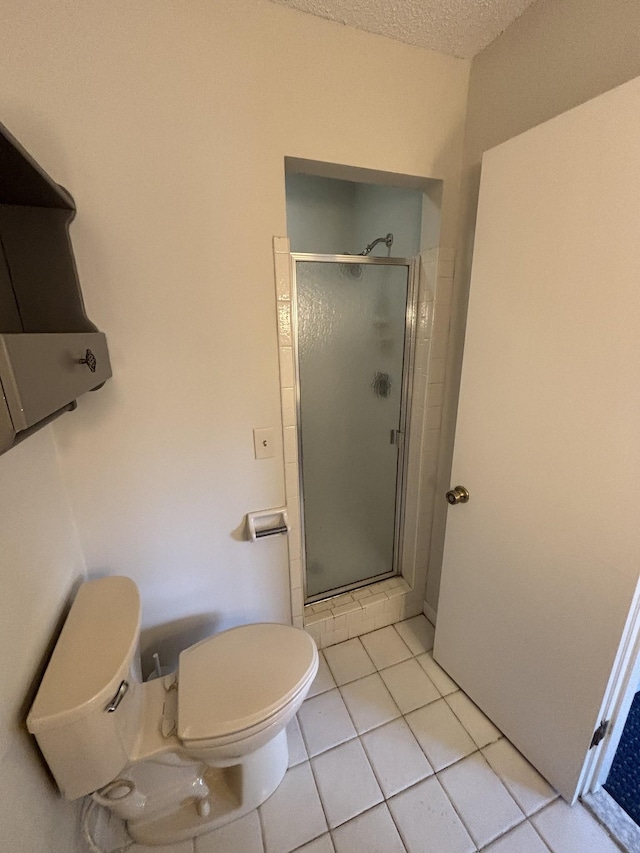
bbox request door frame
[290,253,418,604]
[581,584,640,794]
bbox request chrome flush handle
[105,680,129,713]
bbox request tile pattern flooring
[117,616,622,853]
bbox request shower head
[359,233,394,256]
[343,233,395,258]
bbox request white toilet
[27,576,318,846]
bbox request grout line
[337,672,403,735]
[306,753,333,842]
[527,818,555,853]
[474,817,549,851]
[193,621,589,853]
[329,800,406,850]
[442,692,503,751]
[322,637,378,685]
[297,631,553,849]
[421,771,481,850]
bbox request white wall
[426,0,640,612]
[0,430,86,852]
[0,0,469,672]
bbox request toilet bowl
[26,576,318,846]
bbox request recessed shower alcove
[274,159,454,647]
[287,171,423,605]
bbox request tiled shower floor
[102,617,622,853]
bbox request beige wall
[0,4,465,844]
[426,0,640,610]
[0,1,468,661]
[0,431,86,852]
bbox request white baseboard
[423,601,437,626]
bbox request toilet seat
[177,623,317,747]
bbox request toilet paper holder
[246,507,290,542]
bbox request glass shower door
[293,256,413,601]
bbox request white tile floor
[116,616,623,853]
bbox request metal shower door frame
[290,252,418,604]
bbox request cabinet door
[0,332,111,430]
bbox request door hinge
[390,429,403,445]
[590,719,610,749]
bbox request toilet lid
[177,623,317,742]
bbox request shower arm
[358,233,394,256]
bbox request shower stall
[291,251,417,602]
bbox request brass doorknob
[446,486,469,505]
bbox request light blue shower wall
[285,174,423,258]
[285,175,356,255]
[353,183,423,258]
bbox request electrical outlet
[253,427,275,459]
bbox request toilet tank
[27,576,143,800]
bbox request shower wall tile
[429,358,447,384]
[273,236,291,255]
[426,406,442,431]
[438,260,455,278]
[349,618,376,639]
[436,278,454,306]
[312,599,335,612]
[415,548,430,572]
[433,301,451,333]
[306,610,331,627]
[287,498,300,532]
[280,346,295,388]
[386,584,408,601]
[352,587,373,601]
[274,252,292,301]
[284,461,299,497]
[417,299,435,340]
[428,383,445,407]
[430,332,449,360]
[288,523,302,560]
[283,426,297,462]
[303,580,417,648]
[290,558,303,591]
[277,301,292,345]
[416,493,436,531]
[346,607,365,625]
[412,373,428,410]
[423,428,441,456]
[281,387,296,426]
[322,627,349,647]
[292,587,304,616]
[333,601,362,617]
[414,336,428,371]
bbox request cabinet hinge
[590,719,610,749]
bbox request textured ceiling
[269,0,537,58]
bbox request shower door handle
[390,429,403,445]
